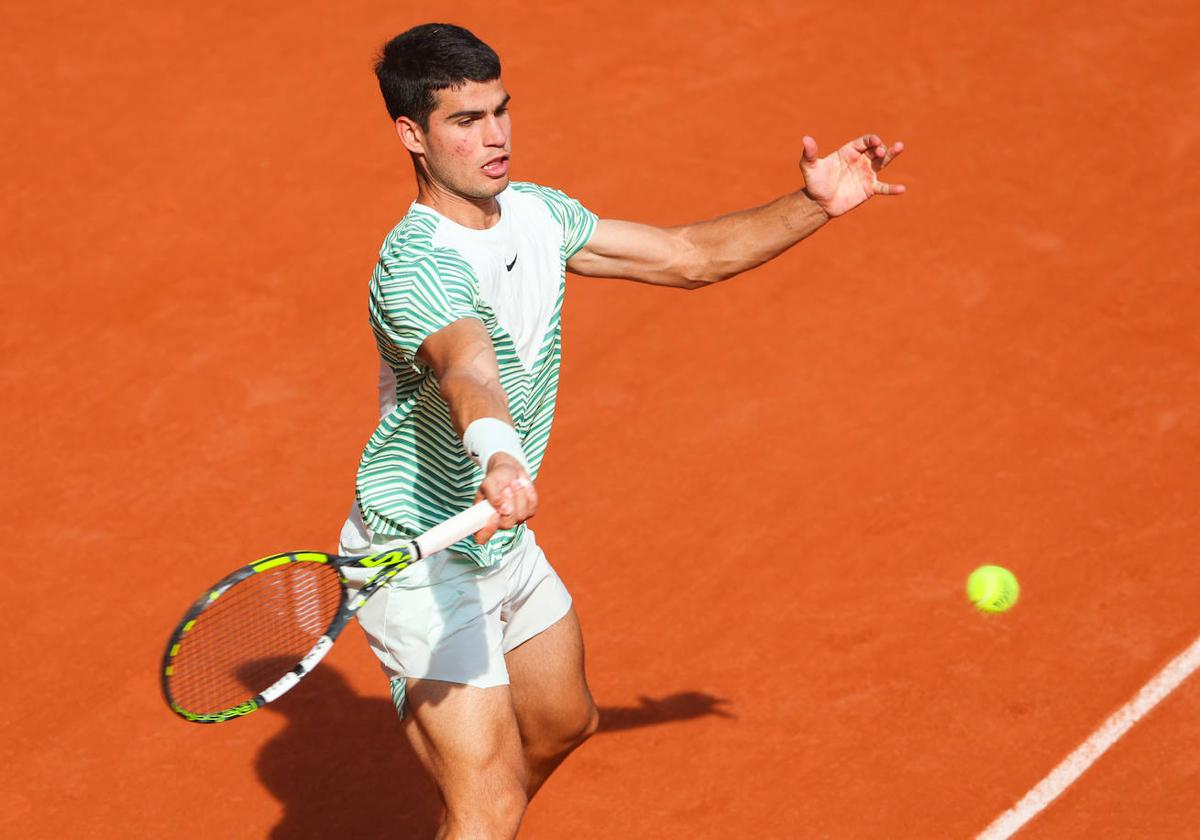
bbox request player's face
[420,79,512,200]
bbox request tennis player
[339,22,904,839]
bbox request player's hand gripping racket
[161,501,496,723]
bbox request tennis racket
[161,500,496,724]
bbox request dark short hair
[375,24,501,130]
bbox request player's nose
[483,115,507,147]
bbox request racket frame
[161,501,495,723]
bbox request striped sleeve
[369,249,482,367]
[511,183,598,259]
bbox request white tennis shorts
[337,505,572,714]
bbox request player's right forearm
[438,369,515,438]
[439,366,537,536]
[417,318,516,437]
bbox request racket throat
[259,635,335,703]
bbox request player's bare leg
[505,607,599,797]
[404,680,529,840]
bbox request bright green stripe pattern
[356,183,597,566]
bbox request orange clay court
[2,2,1199,837]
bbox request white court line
[978,634,1200,840]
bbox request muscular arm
[418,318,515,435]
[417,318,536,542]
[567,133,904,289]
[567,190,829,289]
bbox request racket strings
[167,562,344,715]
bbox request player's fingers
[479,474,516,520]
[509,477,540,525]
[493,482,515,517]
[853,133,882,153]
[494,484,520,529]
[474,512,501,544]
[499,483,523,527]
[874,180,906,195]
[523,481,538,517]
[511,476,538,522]
[874,140,904,171]
[799,135,819,167]
[475,462,530,540]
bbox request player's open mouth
[481,156,509,178]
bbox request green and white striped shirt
[353,182,597,567]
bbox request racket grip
[414,500,497,558]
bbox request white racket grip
[413,500,497,558]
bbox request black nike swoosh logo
[506,254,518,272]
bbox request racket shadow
[597,691,734,733]
[239,659,441,839]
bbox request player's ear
[395,117,426,156]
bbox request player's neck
[416,180,502,230]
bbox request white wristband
[463,418,530,474]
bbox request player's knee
[494,782,528,834]
[580,701,600,742]
[448,778,527,838]
[526,701,597,766]
[559,701,600,752]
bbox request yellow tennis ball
[966,565,1019,613]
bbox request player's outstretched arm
[417,318,537,543]
[566,134,904,289]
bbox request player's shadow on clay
[244,660,732,839]
[243,660,441,839]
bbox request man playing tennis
[339,22,904,839]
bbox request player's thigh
[404,678,528,797]
[505,608,598,742]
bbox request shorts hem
[501,595,573,655]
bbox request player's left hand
[800,134,905,218]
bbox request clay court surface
[3,1,1199,837]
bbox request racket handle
[414,500,497,558]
